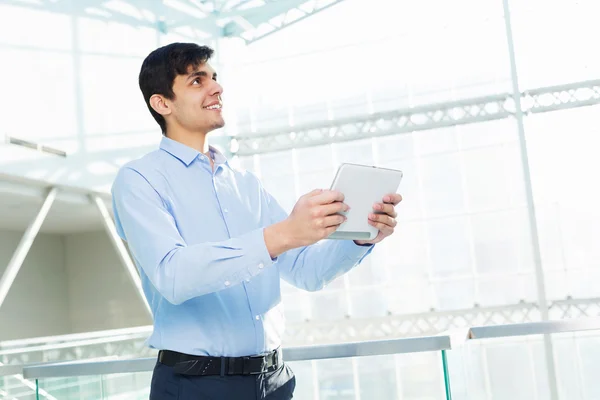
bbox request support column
[501,0,558,398]
[92,195,152,318]
[0,188,58,309]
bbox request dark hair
[139,43,214,135]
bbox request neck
[166,128,210,155]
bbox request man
[111,42,402,400]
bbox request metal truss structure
[284,296,600,346]
[234,79,600,156]
[0,0,343,43]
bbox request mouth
[203,101,222,111]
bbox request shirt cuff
[340,239,374,263]
[248,227,278,268]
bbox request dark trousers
[149,359,296,400]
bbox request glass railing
[4,317,600,399]
[0,357,120,400]
[24,336,453,400]
[446,319,600,400]
[0,326,155,398]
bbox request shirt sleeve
[111,167,275,305]
[260,183,374,292]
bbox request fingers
[317,201,350,217]
[383,193,403,206]
[368,212,397,228]
[368,219,395,236]
[368,211,396,238]
[311,189,345,205]
[321,214,346,228]
[373,202,397,218]
[314,214,346,236]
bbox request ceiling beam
[223,0,346,43]
[234,78,600,156]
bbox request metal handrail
[0,356,119,377]
[468,317,600,339]
[6,317,600,380]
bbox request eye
[192,78,200,85]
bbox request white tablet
[328,163,403,241]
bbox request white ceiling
[0,178,110,235]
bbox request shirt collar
[159,136,230,169]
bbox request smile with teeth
[203,103,222,110]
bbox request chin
[204,121,225,134]
[213,118,226,129]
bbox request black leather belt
[158,348,282,376]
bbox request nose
[210,80,223,97]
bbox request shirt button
[258,263,264,269]
[246,278,251,282]
[223,208,229,213]
[224,281,230,286]
[255,315,260,320]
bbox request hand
[284,189,350,246]
[354,193,402,246]
[264,189,350,257]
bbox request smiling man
[111,43,402,400]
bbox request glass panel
[36,376,104,400]
[101,371,152,400]
[287,352,449,400]
[447,330,600,399]
[0,375,38,400]
[35,371,151,400]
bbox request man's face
[169,62,224,134]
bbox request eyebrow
[187,71,217,81]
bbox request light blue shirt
[111,137,373,357]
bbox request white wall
[0,231,71,340]
[0,230,151,341]
[64,231,151,333]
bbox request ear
[149,94,172,117]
